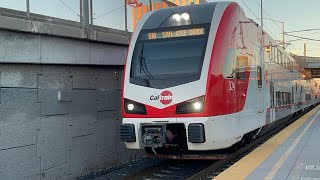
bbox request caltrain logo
[150,91,173,105]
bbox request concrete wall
[0,30,127,65]
[0,64,143,179]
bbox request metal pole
[149,0,152,11]
[304,43,307,63]
[282,21,285,48]
[26,0,30,18]
[82,0,90,28]
[80,0,83,23]
[260,0,263,29]
[90,0,93,27]
[124,0,128,32]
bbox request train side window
[292,87,294,104]
[270,82,274,108]
[274,48,280,64]
[268,42,272,60]
[235,54,248,80]
[257,66,262,88]
[276,91,279,107]
[222,48,235,78]
[278,91,281,107]
[284,92,287,105]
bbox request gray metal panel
[98,90,118,111]
[38,66,72,115]
[41,164,71,180]
[40,36,90,64]
[0,63,143,178]
[70,134,98,178]
[71,66,97,89]
[70,90,98,137]
[90,43,126,65]
[0,64,41,88]
[0,88,40,150]
[96,69,120,90]
[96,111,118,155]
[0,145,40,179]
[39,115,71,170]
[0,29,127,65]
[0,30,41,63]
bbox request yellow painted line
[214,106,320,180]
[265,110,320,180]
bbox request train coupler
[141,124,167,149]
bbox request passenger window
[235,54,248,80]
[222,48,235,78]
[276,49,279,64]
[257,66,262,88]
[268,42,272,60]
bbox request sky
[0,0,319,57]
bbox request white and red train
[120,2,320,155]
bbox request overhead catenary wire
[58,0,80,17]
[285,28,320,34]
[94,5,125,19]
[239,0,278,39]
[285,34,320,42]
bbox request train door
[257,66,264,113]
[269,81,275,123]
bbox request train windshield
[130,25,209,89]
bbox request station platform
[215,106,320,180]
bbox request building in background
[131,0,207,29]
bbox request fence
[0,0,127,31]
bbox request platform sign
[311,69,320,76]
[142,28,205,40]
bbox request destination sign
[143,28,205,40]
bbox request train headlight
[172,14,181,22]
[181,13,190,21]
[127,104,134,111]
[176,96,205,114]
[193,102,202,110]
[124,98,147,115]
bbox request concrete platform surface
[215,106,320,180]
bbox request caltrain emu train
[120,2,320,156]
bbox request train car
[120,1,320,155]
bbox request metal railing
[0,0,127,31]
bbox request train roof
[141,2,218,30]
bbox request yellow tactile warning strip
[214,106,320,180]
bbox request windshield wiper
[139,43,154,80]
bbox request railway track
[122,108,311,180]
[124,159,214,180]
[187,110,307,180]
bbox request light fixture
[176,96,205,114]
[124,98,147,115]
[172,14,181,22]
[127,104,134,111]
[193,102,202,111]
[181,13,190,21]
